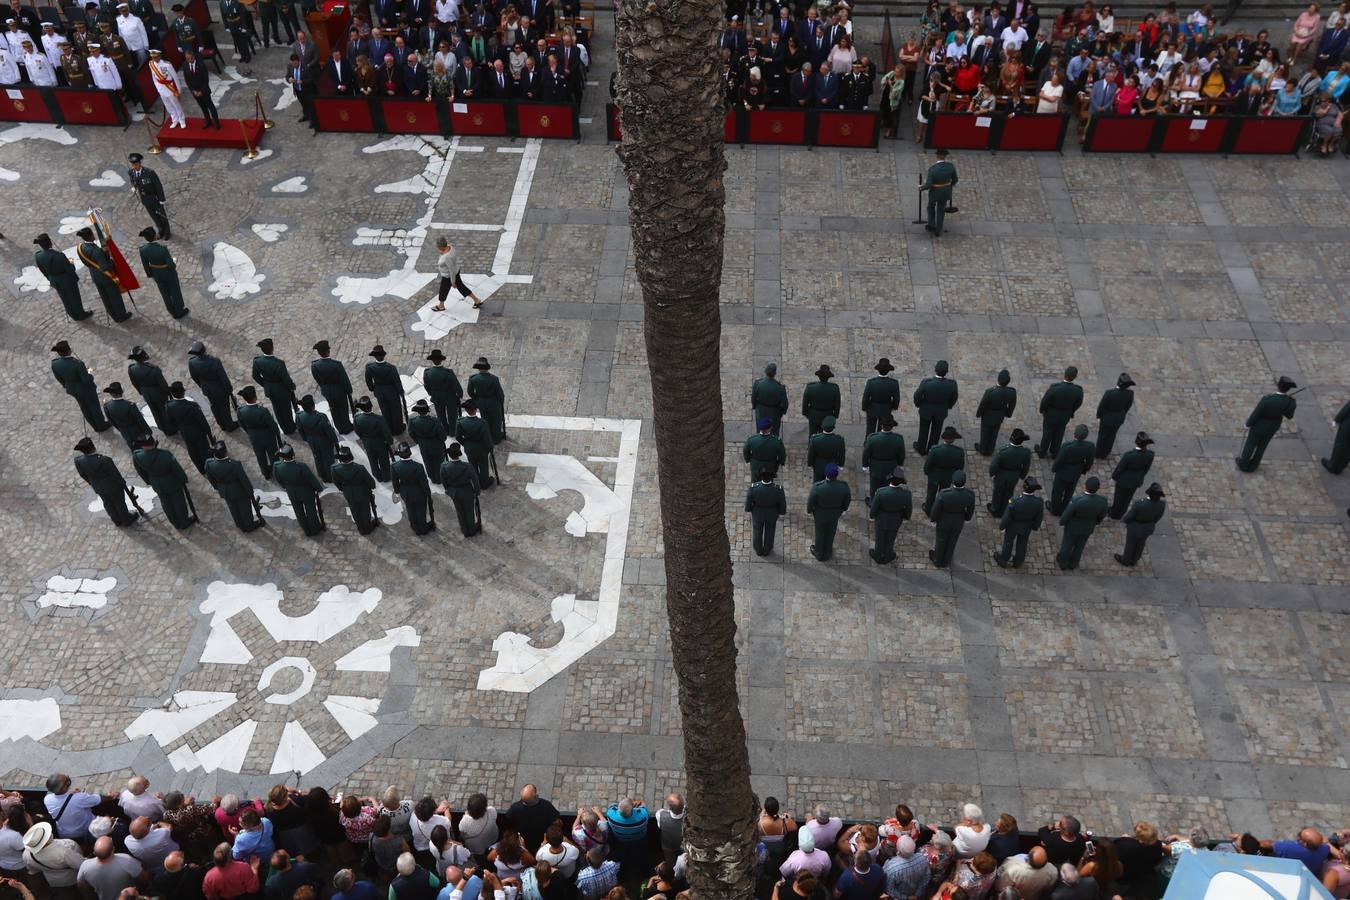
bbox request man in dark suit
[367,26,391,64]
[825,16,846,49]
[391,33,412,67]
[719,18,748,55]
[790,60,814,106]
[516,54,541,98]
[813,59,839,106]
[292,28,318,78]
[984,5,1008,41]
[404,50,427,96]
[541,53,568,100]
[1316,23,1348,73]
[1025,31,1052,75]
[181,46,220,127]
[454,53,480,96]
[347,25,370,59]
[405,0,428,26]
[796,7,819,46]
[523,0,551,35]
[808,23,830,66]
[285,51,316,121]
[326,47,354,92]
[772,6,793,40]
[484,56,509,96]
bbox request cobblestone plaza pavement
[2,16,1350,843]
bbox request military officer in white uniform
[21,38,57,84]
[0,42,19,84]
[41,22,68,70]
[115,3,148,63]
[147,48,185,125]
[87,42,122,89]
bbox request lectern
[305,2,351,60]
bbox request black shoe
[1234,457,1249,471]
[986,504,996,514]
[756,549,770,557]
[298,116,309,122]
[94,422,113,432]
[1056,559,1068,570]
[173,309,190,318]
[1114,553,1132,566]
[112,313,133,322]
[1322,458,1339,473]
[992,552,1007,568]
[868,549,877,562]
[73,311,94,320]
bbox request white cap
[41,21,55,26]
[88,41,101,46]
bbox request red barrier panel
[999,112,1066,150]
[451,101,508,135]
[383,99,440,133]
[724,109,738,143]
[517,102,577,139]
[53,89,125,125]
[186,0,211,29]
[607,102,621,141]
[313,97,375,131]
[0,87,53,122]
[1159,115,1226,153]
[1230,115,1308,154]
[926,112,994,149]
[816,110,878,147]
[747,108,807,144]
[135,62,160,113]
[1083,115,1155,152]
[159,30,184,68]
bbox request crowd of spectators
[1,775,1348,900]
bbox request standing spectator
[775,871,828,900]
[654,795,685,869]
[1077,837,1123,895]
[805,808,844,853]
[834,851,883,900]
[535,825,578,880]
[411,799,453,871]
[202,843,261,900]
[508,787,560,854]
[987,816,1021,863]
[162,793,223,862]
[995,847,1057,900]
[215,796,263,846]
[118,778,163,823]
[920,831,957,897]
[152,852,206,900]
[1037,68,1064,110]
[955,805,991,858]
[1050,864,1100,899]
[780,829,832,881]
[43,774,105,843]
[341,796,379,846]
[1039,817,1087,867]
[431,826,472,880]
[77,837,144,900]
[605,799,649,881]
[488,827,534,881]
[231,809,275,864]
[125,818,178,873]
[264,850,321,900]
[382,789,416,845]
[570,809,608,857]
[368,816,410,881]
[333,868,383,900]
[758,798,797,868]
[305,788,349,862]
[1113,821,1164,896]
[1268,829,1336,879]
[0,807,29,883]
[576,849,620,900]
[23,821,86,895]
[940,852,999,899]
[882,837,930,900]
[458,794,499,858]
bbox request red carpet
[157,117,267,150]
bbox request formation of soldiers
[56,337,508,540]
[743,359,1344,570]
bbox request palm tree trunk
[615,2,756,899]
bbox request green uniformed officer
[744,417,787,482]
[188,340,238,433]
[353,396,395,483]
[1324,399,1350,474]
[252,338,299,435]
[204,441,264,532]
[919,148,958,237]
[365,344,407,436]
[34,233,91,321]
[127,345,176,437]
[128,154,170,240]
[219,0,252,61]
[1236,376,1298,472]
[1108,431,1154,519]
[408,399,448,485]
[296,395,339,482]
[928,469,975,568]
[51,340,112,432]
[1093,373,1136,459]
[801,364,841,437]
[922,425,965,517]
[423,349,464,432]
[751,362,790,436]
[807,416,846,481]
[236,385,283,479]
[744,467,787,557]
[1117,482,1166,567]
[455,399,495,487]
[103,382,152,451]
[1056,475,1108,570]
[861,357,900,435]
[992,477,1044,568]
[132,433,196,530]
[913,360,958,455]
[331,444,380,534]
[97,0,118,24]
[468,357,507,444]
[975,369,1017,456]
[868,469,912,564]
[310,341,355,434]
[440,442,482,537]
[1035,366,1083,458]
[136,228,188,319]
[1049,423,1095,515]
[169,4,200,53]
[273,444,325,536]
[165,381,215,475]
[391,442,435,535]
[74,437,140,526]
[861,414,905,500]
[75,227,132,322]
[987,427,1032,515]
[806,463,851,561]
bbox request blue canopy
[1163,850,1335,900]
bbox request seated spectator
[153,851,207,900]
[882,836,930,900]
[125,817,179,873]
[333,867,384,900]
[956,805,992,858]
[162,792,222,862]
[780,827,832,881]
[459,793,499,858]
[23,820,86,891]
[1039,816,1087,868]
[1321,61,1350,100]
[987,815,1021,863]
[391,852,441,900]
[1267,828,1336,879]
[202,843,260,900]
[119,777,164,823]
[536,824,579,880]
[576,848,620,900]
[834,850,883,900]
[1312,93,1344,155]
[994,846,1056,900]
[44,774,106,843]
[77,836,144,900]
[231,808,275,864]
[1050,863,1099,899]
[953,56,982,93]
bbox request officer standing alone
[919,148,958,237]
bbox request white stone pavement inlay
[89,169,126,187]
[207,241,265,299]
[36,575,118,610]
[0,698,63,742]
[251,223,289,242]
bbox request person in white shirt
[147,49,186,126]
[124,817,178,872]
[1000,18,1028,53]
[953,804,991,857]
[87,44,123,90]
[116,4,149,64]
[2,20,24,58]
[458,794,499,857]
[1155,44,1181,76]
[21,39,56,84]
[946,33,969,60]
[434,0,458,25]
[43,775,106,842]
[536,825,580,879]
[0,43,17,84]
[40,22,67,69]
[23,822,87,889]
[409,797,452,854]
[803,807,844,850]
[118,777,164,822]
[0,807,29,877]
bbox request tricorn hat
[139,226,157,242]
[880,415,897,429]
[1023,476,1041,492]
[997,369,1011,386]
[51,339,72,354]
[103,382,124,395]
[74,437,95,453]
[128,345,148,361]
[412,399,430,412]
[237,385,257,401]
[256,338,274,352]
[1010,428,1029,444]
[169,380,186,397]
[941,425,961,440]
[473,357,491,370]
[212,441,229,458]
[394,442,412,457]
[76,226,95,240]
[1276,375,1297,391]
[354,396,373,411]
[1145,482,1165,498]
[815,364,834,379]
[875,357,894,374]
[313,340,330,353]
[426,348,447,363]
[1117,372,1136,388]
[1136,431,1154,446]
[335,444,354,460]
[369,344,386,357]
[33,232,52,248]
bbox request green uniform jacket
[238,403,283,448]
[920,159,958,190]
[354,411,395,450]
[913,375,958,416]
[51,355,96,397]
[129,165,165,202]
[752,377,789,422]
[1246,392,1296,435]
[1039,381,1084,426]
[1111,448,1154,491]
[364,360,404,397]
[801,381,841,419]
[454,415,492,451]
[1123,496,1166,535]
[251,354,296,402]
[409,414,448,479]
[75,452,127,496]
[861,431,905,476]
[807,431,846,480]
[188,353,232,398]
[296,409,339,453]
[930,485,976,526]
[311,357,354,400]
[743,433,787,478]
[806,478,851,522]
[467,371,506,411]
[35,247,79,288]
[171,14,199,43]
[439,458,481,495]
[128,360,171,405]
[923,442,966,484]
[423,365,464,407]
[138,241,177,285]
[391,458,431,498]
[104,398,150,441]
[869,485,912,528]
[205,456,255,500]
[976,384,1017,423]
[274,458,324,499]
[989,443,1032,485]
[745,481,787,517]
[1060,492,1108,535]
[166,397,212,439]
[131,447,188,494]
[1095,386,1134,427]
[1052,439,1095,477]
[77,241,119,291]
[1000,493,1044,533]
[861,375,900,419]
[331,461,378,506]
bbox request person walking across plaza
[919,148,958,236]
[431,236,481,310]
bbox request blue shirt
[576,860,620,899]
[1273,840,1331,877]
[43,791,103,840]
[1320,70,1349,100]
[882,854,931,900]
[836,864,884,900]
[335,884,384,900]
[232,819,276,861]
[605,805,648,844]
[436,875,481,900]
